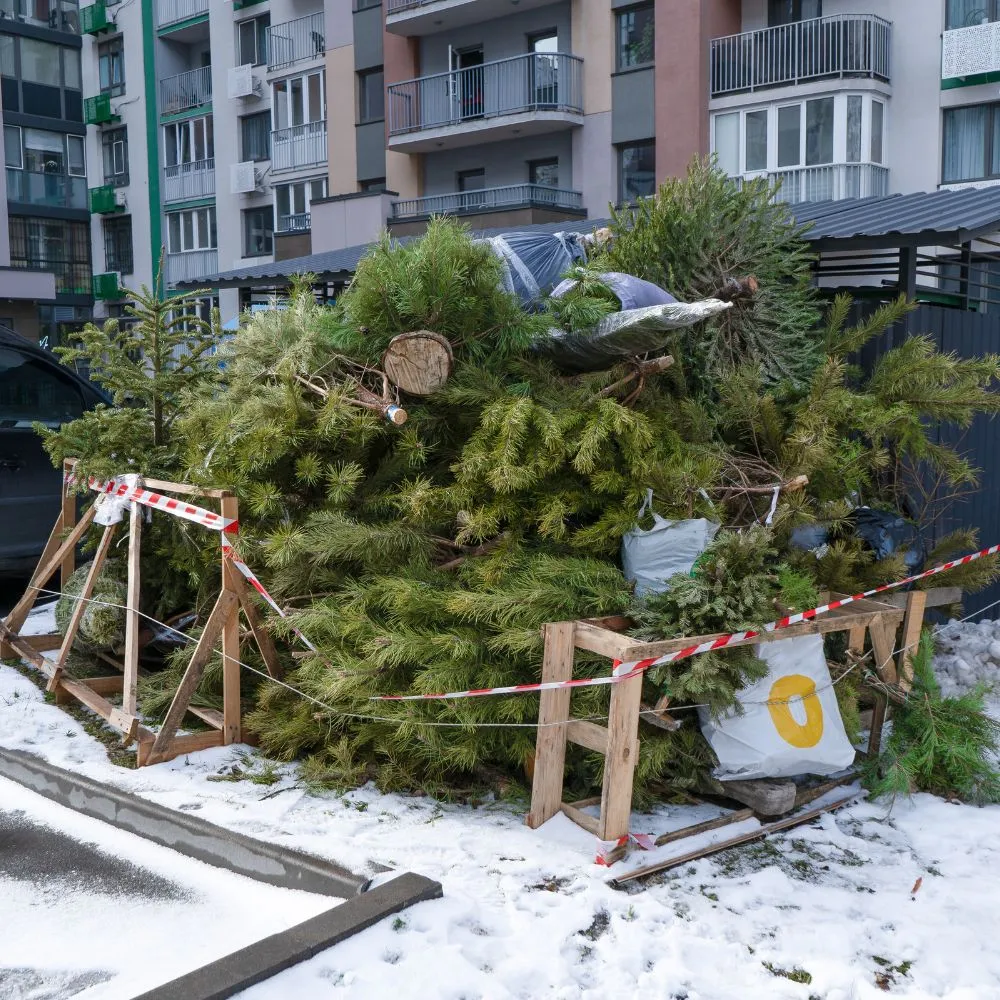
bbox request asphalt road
[0,578,27,620]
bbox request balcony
[6,169,87,210]
[81,0,111,34]
[942,20,1000,82]
[710,15,892,99]
[156,0,208,28]
[84,94,119,125]
[163,159,215,202]
[387,51,584,152]
[391,183,583,219]
[277,212,310,233]
[270,121,327,172]
[165,249,218,286]
[385,0,562,37]
[744,163,889,204]
[160,67,212,116]
[266,13,325,72]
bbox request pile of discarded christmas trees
[43,158,1000,804]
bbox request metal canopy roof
[182,186,1000,290]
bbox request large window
[358,67,384,124]
[240,111,270,161]
[274,177,326,231]
[768,0,821,25]
[103,215,133,274]
[163,116,213,166]
[98,37,124,96]
[529,157,559,187]
[9,217,90,295]
[616,3,654,71]
[237,13,269,67]
[166,207,217,253]
[0,37,81,119]
[5,126,85,176]
[102,126,127,185]
[243,207,273,257]
[943,105,998,183]
[272,70,325,130]
[946,0,999,29]
[618,140,655,203]
[0,0,81,33]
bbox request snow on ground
[2,608,1000,999]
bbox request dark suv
[0,329,108,576]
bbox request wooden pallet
[0,461,281,767]
[525,594,926,855]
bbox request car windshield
[0,347,84,429]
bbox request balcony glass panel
[6,168,87,209]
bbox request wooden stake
[220,496,241,745]
[599,669,643,842]
[122,502,143,716]
[525,622,575,829]
[896,590,927,694]
[868,616,898,686]
[227,570,283,680]
[60,460,76,587]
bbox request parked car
[0,328,108,576]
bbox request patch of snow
[20,599,57,637]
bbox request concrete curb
[131,872,443,1000]
[0,747,364,898]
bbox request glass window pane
[0,36,14,77]
[290,78,304,125]
[946,0,991,30]
[63,48,81,89]
[777,105,800,167]
[805,97,834,165]
[0,347,83,428]
[846,95,862,163]
[273,80,288,130]
[208,207,217,248]
[67,135,85,175]
[619,141,655,202]
[183,211,194,251]
[239,19,257,65]
[713,112,739,176]
[308,72,322,122]
[309,178,325,201]
[21,38,57,85]
[529,158,559,186]
[168,214,181,253]
[871,100,884,165]
[257,15,269,65]
[745,110,768,172]
[24,128,65,172]
[4,126,21,168]
[943,105,987,182]
[205,115,214,158]
[293,182,306,214]
[616,3,654,70]
[179,123,191,163]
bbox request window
[768,0,821,25]
[67,134,84,175]
[745,109,768,172]
[846,95,862,163]
[713,112,739,176]
[240,111,270,161]
[616,3,654,71]
[0,36,13,77]
[457,168,485,192]
[103,215,133,274]
[24,128,67,173]
[20,38,59,85]
[98,37,124,96]
[63,47,81,90]
[102,127,128,185]
[358,67,384,123]
[360,177,386,192]
[777,104,800,167]
[871,99,884,164]
[804,97,834,165]
[166,207,217,253]
[272,71,324,130]
[354,0,380,8]
[9,217,91,295]
[618,140,655,203]
[0,346,84,429]
[274,177,326,231]
[163,116,214,167]
[243,207,273,256]
[946,0,999,29]
[4,125,21,168]
[943,105,993,183]
[529,158,559,187]
[238,13,269,67]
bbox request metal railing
[163,159,215,202]
[160,66,212,115]
[6,169,87,210]
[710,15,892,97]
[270,121,327,171]
[165,248,217,285]
[391,183,584,218]
[388,51,584,136]
[267,12,325,70]
[277,212,311,233]
[387,0,452,11]
[156,0,208,27]
[747,163,890,204]
[942,20,1000,79]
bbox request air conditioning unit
[228,64,262,100]
[114,188,127,209]
[231,160,264,195]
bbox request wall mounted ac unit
[114,189,127,208]
[228,64,262,100]
[231,160,264,195]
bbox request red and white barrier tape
[373,542,1000,702]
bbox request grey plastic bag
[621,490,720,596]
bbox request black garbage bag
[789,523,830,552]
[849,508,927,574]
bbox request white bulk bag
[699,633,856,780]
[621,490,719,596]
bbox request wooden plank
[7,515,66,636]
[867,691,888,758]
[49,524,117,690]
[566,796,602,809]
[137,730,223,767]
[879,586,961,610]
[572,622,631,660]
[221,496,241,745]
[792,775,855,810]
[559,801,600,836]
[581,615,633,632]
[868,616,898,685]
[186,704,224,730]
[525,622,576,830]
[565,719,609,754]
[896,590,928,693]
[598,668,643,842]
[108,707,139,742]
[79,675,125,695]
[56,675,116,722]
[60,463,76,587]
[0,625,52,674]
[847,625,866,654]
[141,478,233,499]
[228,571,283,680]
[121,503,142,716]
[145,590,239,765]
[654,808,754,847]
[17,634,63,652]
[4,506,96,634]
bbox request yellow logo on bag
[767,674,824,748]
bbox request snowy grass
[2,613,1000,998]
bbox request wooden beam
[565,719,609,754]
[137,730,223,767]
[896,590,928,694]
[572,622,631,660]
[60,462,77,587]
[220,496,241,745]
[228,570,283,680]
[78,675,125,695]
[879,586,960,610]
[0,623,53,675]
[121,503,142,716]
[559,801,599,836]
[867,691,888,758]
[140,478,233,499]
[145,590,239,765]
[868,616,898,686]
[598,668,643,842]
[654,807,754,847]
[525,622,576,830]
[56,675,116,723]
[186,704,224,730]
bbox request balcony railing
[386,0,435,10]
[160,66,212,115]
[165,248,218,285]
[710,15,892,97]
[156,0,208,27]
[746,163,889,204]
[6,169,87,210]
[277,212,311,233]
[391,183,584,219]
[267,12,325,71]
[163,159,215,202]
[270,121,327,171]
[388,51,583,136]
[942,20,1000,80]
